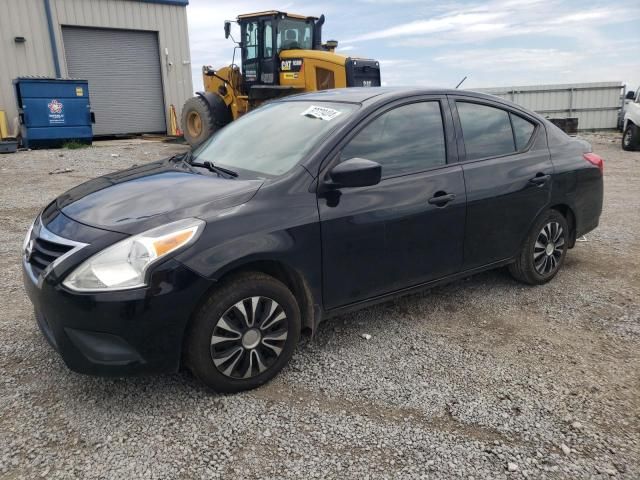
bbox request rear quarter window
[510,114,536,150]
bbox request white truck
[622,87,640,151]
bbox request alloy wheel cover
[210,296,289,379]
[533,221,565,275]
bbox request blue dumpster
[14,77,93,149]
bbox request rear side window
[510,113,535,150]
[457,102,515,160]
[341,101,446,178]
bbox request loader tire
[181,95,230,147]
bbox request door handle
[529,174,551,185]
[428,192,456,206]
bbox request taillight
[583,153,604,174]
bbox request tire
[181,95,231,147]
[509,210,569,285]
[185,272,301,393]
[622,123,639,151]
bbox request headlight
[63,218,204,292]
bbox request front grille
[28,237,74,277]
[24,217,86,282]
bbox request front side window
[244,21,258,61]
[457,102,515,160]
[277,19,312,52]
[341,101,447,178]
[193,102,357,177]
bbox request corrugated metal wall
[0,0,56,135]
[0,0,193,135]
[476,82,624,130]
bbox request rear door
[318,97,466,309]
[449,97,552,269]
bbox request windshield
[277,19,313,51]
[192,101,358,176]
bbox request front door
[318,98,466,310]
[450,97,553,269]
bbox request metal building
[0,0,193,136]
[476,82,624,131]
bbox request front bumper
[24,257,213,376]
[22,209,215,376]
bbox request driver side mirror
[224,21,231,39]
[327,158,382,189]
[625,90,636,100]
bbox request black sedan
[22,88,604,392]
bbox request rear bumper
[575,172,603,239]
[23,258,214,376]
[576,217,599,238]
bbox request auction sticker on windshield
[301,105,343,121]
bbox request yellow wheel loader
[181,11,381,146]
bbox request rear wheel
[509,210,569,285]
[622,123,639,151]
[185,272,301,393]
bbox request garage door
[62,27,166,135]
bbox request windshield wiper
[177,150,238,178]
[202,160,238,178]
[169,150,192,164]
[170,151,195,172]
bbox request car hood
[57,159,263,234]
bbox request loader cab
[237,11,321,92]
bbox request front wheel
[622,123,639,151]
[509,210,569,285]
[185,272,301,393]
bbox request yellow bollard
[0,111,9,139]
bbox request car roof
[285,87,505,105]
[285,87,556,127]
[283,86,572,174]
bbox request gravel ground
[0,134,638,479]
